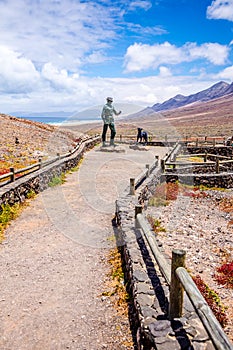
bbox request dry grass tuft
[103,248,130,316]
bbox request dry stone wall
[0,137,100,207]
[161,172,233,188]
[116,166,215,349]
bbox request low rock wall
[161,172,233,188]
[116,166,215,349]
[0,137,100,207]
[186,146,233,157]
[162,145,233,188]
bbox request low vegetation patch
[48,173,66,187]
[214,261,233,289]
[148,182,208,206]
[102,248,130,316]
[218,197,233,213]
[0,190,37,242]
[68,157,83,173]
[102,248,135,347]
[192,275,228,328]
[26,189,37,199]
[0,203,21,242]
[147,215,166,234]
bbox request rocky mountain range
[119,80,233,139]
[129,81,233,118]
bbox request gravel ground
[0,144,167,350]
[146,189,233,341]
[0,114,83,169]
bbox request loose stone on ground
[146,190,233,340]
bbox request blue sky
[0,0,232,114]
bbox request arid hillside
[0,114,83,172]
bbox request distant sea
[18,115,101,126]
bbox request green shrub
[48,173,66,187]
[26,189,36,199]
[147,215,166,233]
[0,203,21,242]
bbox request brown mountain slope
[124,93,233,138]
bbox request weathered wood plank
[176,267,233,350]
[136,213,171,284]
[169,249,186,319]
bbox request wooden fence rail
[113,134,227,145]
[135,210,233,350]
[0,136,98,187]
[176,267,233,350]
[162,148,233,173]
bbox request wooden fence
[2,135,228,186]
[162,156,233,174]
[114,134,227,145]
[160,141,233,174]
[134,207,233,350]
[0,136,99,187]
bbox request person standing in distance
[101,97,121,147]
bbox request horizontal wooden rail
[15,163,41,175]
[178,153,230,160]
[176,267,233,350]
[127,156,160,193]
[135,208,233,350]
[166,159,233,167]
[136,212,171,284]
[166,161,215,166]
[0,136,99,186]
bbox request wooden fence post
[204,151,207,163]
[38,158,42,169]
[130,178,135,195]
[135,205,143,228]
[161,159,165,172]
[10,167,15,182]
[169,249,186,319]
[196,138,198,147]
[135,205,143,218]
[216,158,220,173]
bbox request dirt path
[0,144,167,350]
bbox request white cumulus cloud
[187,42,230,65]
[215,65,233,79]
[123,42,184,72]
[207,0,233,21]
[123,41,230,73]
[0,45,40,93]
[0,0,117,70]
